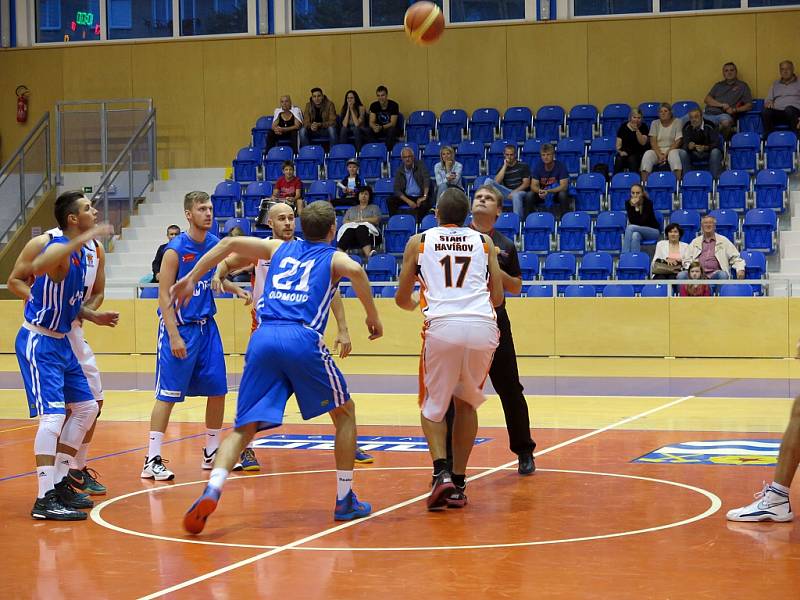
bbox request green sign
[83,186,93,193]
[76,11,94,26]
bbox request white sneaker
[141,455,175,481]
[726,485,793,522]
[201,448,217,470]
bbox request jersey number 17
[439,255,471,288]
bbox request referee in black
[445,183,536,475]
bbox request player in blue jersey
[141,191,249,481]
[11,190,113,520]
[171,201,383,533]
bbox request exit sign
[76,11,94,26]
[83,186,93,193]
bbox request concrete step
[128,213,187,229]
[119,228,173,243]
[106,251,154,267]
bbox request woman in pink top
[652,222,691,279]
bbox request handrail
[56,98,153,107]
[0,112,50,180]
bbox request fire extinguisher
[16,85,30,124]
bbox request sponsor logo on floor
[252,434,491,452]
[633,439,780,466]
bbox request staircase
[771,174,800,295]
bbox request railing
[0,112,52,246]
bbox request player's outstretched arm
[213,253,253,292]
[31,224,113,282]
[332,253,382,340]
[7,234,49,301]
[395,235,421,311]
[484,236,505,308]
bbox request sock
[336,470,353,501]
[54,452,73,482]
[770,481,790,496]
[433,458,448,475]
[208,467,229,491]
[452,474,466,488]
[147,431,164,459]
[37,465,56,498]
[247,442,254,450]
[74,443,90,470]
[205,428,222,453]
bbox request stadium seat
[341,285,359,298]
[232,146,261,183]
[601,103,631,137]
[222,217,251,236]
[567,104,598,143]
[326,144,357,181]
[470,108,500,145]
[578,252,613,282]
[754,169,788,213]
[555,137,585,177]
[251,115,273,151]
[523,212,556,253]
[295,145,325,182]
[384,215,416,254]
[406,110,436,145]
[729,132,761,172]
[670,209,701,243]
[717,170,750,213]
[640,283,669,297]
[738,98,763,136]
[609,172,641,211]
[359,143,388,180]
[390,142,420,175]
[594,211,627,255]
[741,250,767,295]
[617,252,650,292]
[365,253,398,282]
[708,209,739,245]
[496,211,521,241]
[718,284,754,297]
[488,140,515,176]
[518,252,539,281]
[535,105,565,142]
[541,252,577,293]
[602,284,635,297]
[139,286,159,299]
[419,213,437,232]
[646,171,677,215]
[210,180,240,220]
[564,284,596,297]
[764,131,798,172]
[502,107,533,143]
[575,173,606,214]
[264,146,294,181]
[526,284,553,297]
[438,109,468,146]
[456,140,485,183]
[521,138,545,172]
[558,211,592,253]
[638,102,661,128]
[680,170,713,212]
[242,181,272,218]
[742,208,778,254]
[372,178,394,215]
[380,285,398,298]
[305,179,337,203]
[588,136,615,172]
[672,100,700,120]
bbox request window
[747,0,800,5]
[38,0,62,30]
[108,0,131,28]
[450,0,525,22]
[107,0,173,39]
[180,0,247,36]
[573,0,652,15]
[37,0,100,43]
[293,0,362,30]
[660,0,739,11]
[370,0,443,27]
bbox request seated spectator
[652,222,690,279]
[299,87,337,148]
[678,214,745,282]
[640,103,683,183]
[614,108,650,173]
[337,186,382,259]
[762,60,800,136]
[486,144,532,218]
[272,161,304,214]
[338,90,368,151]
[679,261,711,297]
[530,143,571,218]
[681,109,723,179]
[388,146,430,223]
[703,62,753,141]
[434,145,463,199]
[335,159,365,208]
[622,184,660,252]
[266,95,302,153]
[151,224,181,283]
[368,85,400,150]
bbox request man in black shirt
[681,109,723,179]
[151,225,181,283]
[367,85,400,150]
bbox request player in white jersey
[396,189,504,510]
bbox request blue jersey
[158,232,219,325]
[24,236,86,334]
[259,240,337,333]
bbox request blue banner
[633,439,780,466]
[252,434,491,453]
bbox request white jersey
[251,258,270,316]
[46,227,99,302]
[417,226,495,322]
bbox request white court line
[137,393,697,599]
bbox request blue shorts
[16,326,94,418]
[235,322,350,431]
[155,318,228,402]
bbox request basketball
[404,1,445,46]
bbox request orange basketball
[404,1,445,46]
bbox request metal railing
[0,112,52,246]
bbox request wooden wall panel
[81,300,136,353]
[506,299,556,356]
[61,45,133,100]
[754,11,800,98]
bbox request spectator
[299,87,338,148]
[652,222,691,279]
[762,60,800,136]
[679,214,745,283]
[224,226,253,282]
[530,143,571,218]
[622,184,660,252]
[679,261,711,297]
[703,62,753,141]
[266,95,302,153]
[338,90,368,151]
[681,109,724,179]
[640,103,684,183]
[337,186,382,259]
[388,146,430,223]
[434,145,463,199]
[487,144,532,219]
[272,161,304,214]
[151,224,181,283]
[614,108,650,173]
[335,159,365,208]
[368,85,400,150]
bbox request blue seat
[456,140,484,182]
[502,107,532,143]
[438,109,468,147]
[232,146,261,183]
[342,285,359,298]
[640,283,669,297]
[709,209,739,245]
[359,143,388,180]
[251,115,273,151]
[264,146,294,181]
[372,178,394,215]
[242,181,272,218]
[365,253,398,282]
[743,208,778,254]
[390,142,420,175]
[741,250,767,295]
[594,211,627,255]
[729,132,761,173]
[681,170,713,212]
[672,100,700,120]
[421,141,443,174]
[754,169,788,213]
[384,214,416,254]
[295,145,325,182]
[541,253,577,291]
[567,104,598,143]
[575,173,605,214]
[406,110,436,146]
[526,284,553,297]
[670,209,701,243]
[306,179,337,203]
[588,136,616,172]
[717,170,750,213]
[765,131,797,172]
[222,217,251,236]
[638,102,661,128]
[601,103,631,137]
[578,252,613,282]
[523,212,555,253]
[646,171,677,215]
[521,138,545,172]
[555,137,585,177]
[617,251,650,292]
[738,98,763,136]
[496,211,521,241]
[719,284,754,297]
[535,105,565,142]
[327,144,357,181]
[419,213,438,232]
[139,286,159,299]
[558,211,592,253]
[564,284,596,297]
[602,284,635,297]
[518,252,539,281]
[380,285,398,298]
[470,108,500,145]
[609,172,641,211]
[488,140,515,176]
[210,180,240,220]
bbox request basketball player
[173,202,382,533]
[395,189,504,510]
[213,203,374,469]
[11,191,112,520]
[141,191,248,481]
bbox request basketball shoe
[31,490,88,521]
[68,467,107,495]
[233,448,260,472]
[54,477,94,509]
[334,490,372,521]
[141,455,175,481]
[183,485,221,534]
[428,470,455,511]
[726,484,793,522]
[446,484,468,508]
[354,447,374,464]
[201,448,217,470]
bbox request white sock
[37,465,55,498]
[205,429,222,453]
[148,431,164,459]
[336,470,353,501]
[74,443,90,470]
[208,467,229,491]
[770,481,790,496]
[247,441,254,450]
[54,452,73,482]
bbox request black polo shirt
[471,224,520,312]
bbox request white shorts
[67,324,104,402]
[419,317,499,422]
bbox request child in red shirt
[680,261,711,297]
[272,161,304,214]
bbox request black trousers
[337,225,380,252]
[445,307,535,463]
[367,126,399,151]
[762,106,800,137]
[388,194,431,223]
[613,152,644,174]
[266,130,298,153]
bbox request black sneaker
[54,477,94,509]
[31,489,88,521]
[427,471,455,511]
[518,453,535,476]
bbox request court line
[137,393,698,600]
[0,424,37,434]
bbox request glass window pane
[574,0,652,15]
[660,0,739,11]
[107,0,173,39]
[748,0,800,5]
[370,0,442,27]
[293,0,362,29]
[37,0,101,43]
[180,0,247,36]
[450,0,525,22]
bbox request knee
[632,231,642,243]
[330,399,356,425]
